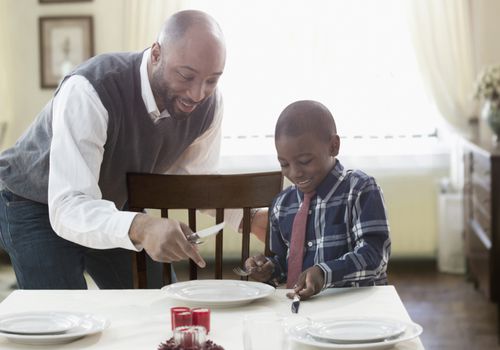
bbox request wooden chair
[126,171,283,288]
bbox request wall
[471,0,500,69]
[1,0,125,147]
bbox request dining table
[0,284,424,349]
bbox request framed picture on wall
[39,16,94,89]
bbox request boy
[245,100,390,300]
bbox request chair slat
[215,208,224,279]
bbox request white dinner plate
[288,318,422,350]
[307,318,407,344]
[0,312,79,335]
[161,279,275,307]
[0,312,110,345]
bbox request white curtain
[0,0,12,149]
[405,0,478,189]
[406,0,477,132]
[123,0,184,51]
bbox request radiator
[436,191,465,273]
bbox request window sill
[218,136,450,174]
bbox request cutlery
[232,257,273,277]
[232,266,255,277]
[291,294,301,313]
[187,222,225,245]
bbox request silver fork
[232,266,255,277]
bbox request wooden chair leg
[132,251,148,289]
[162,263,172,286]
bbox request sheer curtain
[123,0,183,51]
[405,0,478,188]
[406,0,477,132]
[186,0,440,138]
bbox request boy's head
[275,100,340,194]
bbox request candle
[191,307,211,334]
[171,307,192,331]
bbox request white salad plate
[0,311,79,335]
[307,318,407,344]
[288,317,422,350]
[162,279,275,307]
[0,312,110,345]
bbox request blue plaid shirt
[269,160,390,288]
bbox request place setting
[161,279,275,308]
[286,316,423,349]
[162,222,276,308]
[0,311,109,345]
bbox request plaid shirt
[269,160,390,288]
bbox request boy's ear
[330,134,340,157]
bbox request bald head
[148,10,225,118]
[158,10,224,50]
[275,100,337,142]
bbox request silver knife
[187,222,225,244]
[291,294,301,313]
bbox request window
[187,0,442,157]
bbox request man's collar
[140,48,171,122]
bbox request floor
[0,258,498,349]
[387,260,499,350]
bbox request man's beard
[151,69,195,121]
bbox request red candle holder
[171,307,192,331]
[191,307,211,334]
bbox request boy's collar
[295,160,344,200]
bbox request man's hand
[286,265,324,300]
[129,213,206,268]
[244,253,274,282]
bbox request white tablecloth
[0,286,424,349]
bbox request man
[0,10,242,289]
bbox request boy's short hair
[275,100,337,142]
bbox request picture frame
[39,0,92,3]
[39,16,94,89]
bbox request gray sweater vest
[0,52,216,209]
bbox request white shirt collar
[140,49,171,121]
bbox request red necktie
[287,191,315,288]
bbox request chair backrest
[126,171,283,288]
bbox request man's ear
[330,134,340,157]
[150,42,161,65]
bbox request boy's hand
[286,265,324,300]
[244,253,274,282]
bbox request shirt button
[307,241,313,247]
